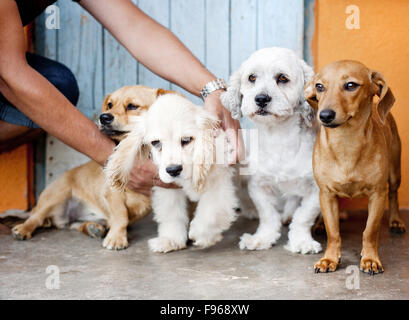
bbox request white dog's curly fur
[221,47,322,254]
[105,94,238,253]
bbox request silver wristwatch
[200,78,227,101]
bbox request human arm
[80,0,243,162]
[0,0,115,165]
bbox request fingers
[151,171,180,189]
[138,158,158,172]
[236,120,246,162]
[136,188,152,197]
[124,181,152,196]
[225,126,238,165]
[224,116,245,164]
[127,158,182,194]
[203,91,244,162]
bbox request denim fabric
[0,52,79,128]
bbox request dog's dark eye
[151,140,161,149]
[277,74,289,84]
[248,74,256,83]
[107,102,113,109]
[345,82,359,91]
[126,103,139,110]
[181,137,193,146]
[315,83,325,93]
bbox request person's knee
[25,53,80,106]
[47,63,80,106]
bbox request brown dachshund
[305,60,405,274]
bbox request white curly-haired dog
[105,94,238,253]
[221,47,322,254]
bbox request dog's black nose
[166,165,183,177]
[255,94,272,108]
[99,113,114,125]
[319,109,336,124]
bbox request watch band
[200,79,227,101]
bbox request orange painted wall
[0,145,30,213]
[312,0,409,209]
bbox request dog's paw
[314,257,339,273]
[189,231,222,249]
[102,232,128,250]
[86,222,106,239]
[389,219,406,234]
[239,232,280,250]
[285,238,322,254]
[148,237,186,253]
[360,257,384,275]
[188,222,223,248]
[12,224,33,241]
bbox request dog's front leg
[188,186,238,248]
[285,188,322,254]
[281,196,300,224]
[239,178,282,250]
[314,190,341,272]
[148,188,188,253]
[360,191,387,275]
[236,174,258,220]
[103,193,129,250]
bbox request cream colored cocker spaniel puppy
[105,94,238,253]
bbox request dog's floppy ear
[298,60,317,127]
[370,70,395,124]
[102,94,112,111]
[220,70,243,120]
[104,118,148,190]
[156,88,185,98]
[192,110,220,193]
[156,88,174,97]
[304,73,319,110]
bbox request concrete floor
[0,210,408,300]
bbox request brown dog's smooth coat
[12,85,175,250]
[305,60,405,274]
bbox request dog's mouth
[321,116,352,129]
[99,127,129,136]
[255,109,272,116]
[322,123,340,128]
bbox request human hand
[203,90,245,164]
[127,159,180,196]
